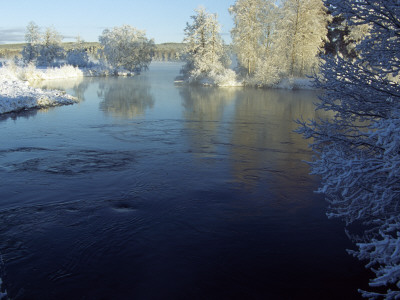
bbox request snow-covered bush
[66,49,90,68]
[297,1,400,298]
[98,25,155,72]
[2,62,83,82]
[253,57,281,87]
[210,69,239,87]
[21,43,40,64]
[66,37,91,68]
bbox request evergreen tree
[181,7,234,85]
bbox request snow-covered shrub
[21,43,40,64]
[297,1,400,298]
[66,49,90,68]
[253,58,281,87]
[210,69,239,87]
[42,65,83,80]
[66,37,91,68]
[98,25,155,72]
[2,62,83,82]
[37,44,65,67]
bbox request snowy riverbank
[0,65,79,114]
[0,62,316,115]
[175,76,315,90]
[0,63,138,114]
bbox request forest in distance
[0,42,185,62]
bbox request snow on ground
[0,61,140,115]
[0,65,79,114]
[176,75,315,89]
[275,77,315,90]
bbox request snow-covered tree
[229,0,276,76]
[276,0,329,76]
[66,36,90,68]
[181,7,234,85]
[297,1,400,298]
[98,25,155,72]
[37,26,64,66]
[21,21,41,63]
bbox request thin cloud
[0,27,25,44]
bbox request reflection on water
[230,89,329,209]
[0,63,369,299]
[32,77,89,102]
[0,109,38,122]
[180,86,236,158]
[98,77,154,119]
[179,85,330,203]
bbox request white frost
[0,64,79,114]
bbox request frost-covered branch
[298,0,400,298]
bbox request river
[0,62,370,299]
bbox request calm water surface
[0,63,369,299]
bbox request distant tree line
[152,43,185,61]
[0,42,184,63]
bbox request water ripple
[2,148,136,175]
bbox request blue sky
[0,0,234,44]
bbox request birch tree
[297,1,400,298]
[37,26,64,66]
[276,0,328,76]
[21,21,41,63]
[229,0,270,76]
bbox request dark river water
[0,62,370,299]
